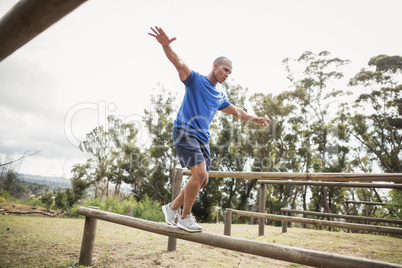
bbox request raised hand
[148,26,176,46]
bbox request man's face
[215,60,232,84]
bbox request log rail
[280,208,402,225]
[182,170,402,182]
[225,209,402,236]
[0,0,88,62]
[257,180,402,189]
[77,206,401,268]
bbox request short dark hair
[213,56,231,66]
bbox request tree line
[3,51,399,223]
[66,52,401,222]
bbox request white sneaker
[177,214,203,232]
[162,203,178,225]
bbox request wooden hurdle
[225,209,402,236]
[280,208,402,227]
[181,170,402,236]
[256,177,402,236]
[77,206,401,268]
[181,170,402,182]
[256,180,402,189]
[345,200,388,206]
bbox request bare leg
[169,162,208,219]
[200,174,209,189]
[171,170,208,209]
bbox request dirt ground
[1,212,401,267]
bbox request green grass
[1,215,401,267]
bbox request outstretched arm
[148,26,191,81]
[221,104,272,128]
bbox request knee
[193,169,208,185]
[200,175,209,189]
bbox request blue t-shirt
[173,70,231,143]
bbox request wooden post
[167,168,183,251]
[224,209,232,236]
[0,0,88,62]
[281,211,287,233]
[258,183,267,236]
[78,206,99,266]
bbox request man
[149,26,272,232]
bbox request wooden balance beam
[77,206,401,268]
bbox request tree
[0,151,39,193]
[73,115,147,200]
[3,170,18,193]
[107,116,147,198]
[143,89,178,203]
[250,91,299,172]
[54,189,74,212]
[250,91,301,217]
[348,55,402,173]
[386,189,402,220]
[71,178,88,203]
[283,51,351,216]
[283,51,351,172]
[79,125,112,198]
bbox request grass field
[1,206,402,267]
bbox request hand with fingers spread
[148,26,177,46]
[253,117,273,128]
[220,104,273,128]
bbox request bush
[68,206,84,218]
[0,190,11,200]
[387,189,402,220]
[41,192,54,208]
[102,196,128,214]
[55,192,70,211]
[53,189,75,212]
[0,197,6,203]
[68,195,164,221]
[135,195,164,222]
[24,198,44,208]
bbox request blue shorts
[172,128,211,172]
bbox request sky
[0,0,401,178]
